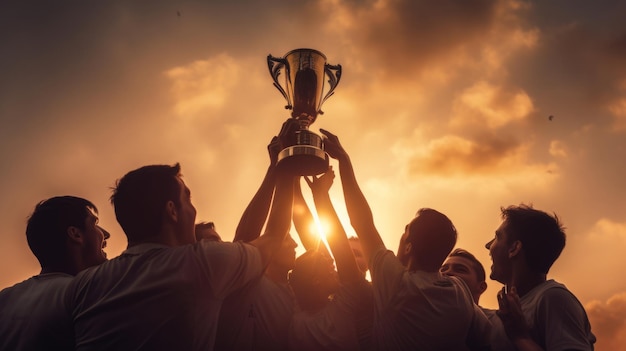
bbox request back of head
[408,208,457,271]
[26,196,96,269]
[501,204,566,274]
[288,250,337,310]
[110,164,181,243]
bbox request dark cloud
[341,0,498,79]
[507,1,626,132]
[407,133,525,176]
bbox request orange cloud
[586,292,626,350]
[450,81,534,130]
[165,53,241,118]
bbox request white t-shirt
[67,241,263,351]
[0,273,74,350]
[215,275,294,351]
[489,279,596,351]
[370,248,491,351]
[288,279,373,351]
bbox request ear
[67,226,83,245]
[478,281,488,295]
[508,240,522,258]
[165,200,179,222]
[404,241,413,256]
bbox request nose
[485,239,494,250]
[99,227,111,240]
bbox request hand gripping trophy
[267,49,342,175]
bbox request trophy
[268,48,342,175]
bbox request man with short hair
[485,204,596,351]
[0,196,109,350]
[67,156,294,350]
[321,129,491,351]
[287,167,373,351]
[440,248,488,305]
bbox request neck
[509,271,546,297]
[40,264,77,276]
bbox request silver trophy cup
[268,48,342,175]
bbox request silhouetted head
[111,163,197,245]
[397,208,457,271]
[26,196,109,274]
[440,248,487,304]
[485,204,566,284]
[195,222,222,242]
[288,250,339,311]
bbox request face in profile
[174,177,198,244]
[396,224,410,267]
[485,221,513,284]
[81,207,110,266]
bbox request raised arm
[234,137,281,242]
[320,129,386,264]
[305,167,362,283]
[293,177,324,252]
[248,122,297,267]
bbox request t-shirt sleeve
[369,248,405,308]
[467,303,492,351]
[194,240,264,299]
[536,287,595,351]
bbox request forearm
[336,154,385,259]
[234,165,276,242]
[312,191,362,282]
[292,178,318,251]
[251,172,294,266]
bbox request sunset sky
[1,0,625,348]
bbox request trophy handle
[267,55,292,110]
[319,64,342,115]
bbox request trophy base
[276,145,329,176]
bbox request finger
[497,287,509,312]
[319,128,335,139]
[304,176,314,186]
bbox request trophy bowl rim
[283,48,327,60]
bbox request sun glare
[310,216,331,253]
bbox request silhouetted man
[485,204,596,350]
[0,196,109,350]
[320,129,491,351]
[66,158,294,350]
[288,167,373,351]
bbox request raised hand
[267,136,281,166]
[320,129,347,160]
[278,117,300,149]
[497,286,531,342]
[304,166,335,195]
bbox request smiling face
[440,255,487,304]
[485,221,514,285]
[81,206,110,267]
